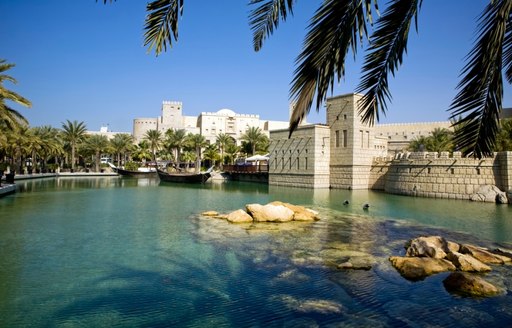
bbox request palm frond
[449,0,512,158]
[288,0,374,135]
[248,0,296,51]
[503,12,512,83]
[356,0,422,125]
[144,0,184,56]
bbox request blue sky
[1,0,511,133]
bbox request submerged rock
[275,295,344,314]
[443,272,503,297]
[201,210,219,216]
[389,256,456,280]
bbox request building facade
[133,101,289,144]
[269,93,512,199]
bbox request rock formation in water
[390,235,511,297]
[202,201,320,224]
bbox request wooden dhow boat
[108,163,157,178]
[157,167,213,184]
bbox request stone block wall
[269,125,330,188]
[381,152,510,199]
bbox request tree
[61,120,87,171]
[143,129,163,162]
[110,133,134,165]
[408,128,454,152]
[164,128,187,163]
[108,0,511,158]
[0,59,31,131]
[216,133,235,167]
[494,119,512,151]
[203,143,220,168]
[132,140,153,162]
[83,134,110,172]
[224,143,241,165]
[33,126,63,171]
[185,133,207,172]
[240,127,268,155]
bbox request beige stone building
[269,93,512,198]
[133,101,289,144]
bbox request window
[335,130,340,147]
[343,130,348,147]
[282,158,285,169]
[360,130,364,148]
[305,157,308,170]
[297,157,300,170]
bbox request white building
[133,101,290,144]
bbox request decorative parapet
[162,101,182,106]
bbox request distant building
[86,125,131,140]
[133,101,291,144]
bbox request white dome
[217,108,236,116]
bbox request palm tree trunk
[71,145,76,171]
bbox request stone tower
[160,101,184,131]
[327,93,379,189]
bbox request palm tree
[165,128,188,163]
[33,126,63,171]
[240,127,268,156]
[216,133,235,168]
[132,140,153,163]
[0,59,31,131]
[203,143,220,168]
[224,143,241,165]
[127,0,511,158]
[185,133,207,173]
[61,120,87,171]
[83,135,110,172]
[143,129,163,162]
[110,133,134,166]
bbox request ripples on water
[0,177,511,327]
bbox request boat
[108,163,157,178]
[157,167,213,183]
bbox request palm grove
[0,60,269,174]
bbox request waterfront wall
[269,125,330,188]
[373,151,512,199]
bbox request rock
[470,185,508,203]
[337,261,372,270]
[226,209,253,223]
[446,251,492,272]
[459,244,505,264]
[507,189,512,203]
[246,203,294,222]
[389,256,456,280]
[496,192,509,204]
[268,201,319,221]
[405,236,450,259]
[493,248,512,262]
[443,272,502,297]
[201,211,219,216]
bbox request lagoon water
[0,177,511,327]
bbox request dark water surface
[0,177,511,327]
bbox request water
[0,177,511,327]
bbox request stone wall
[269,125,330,188]
[377,151,512,199]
